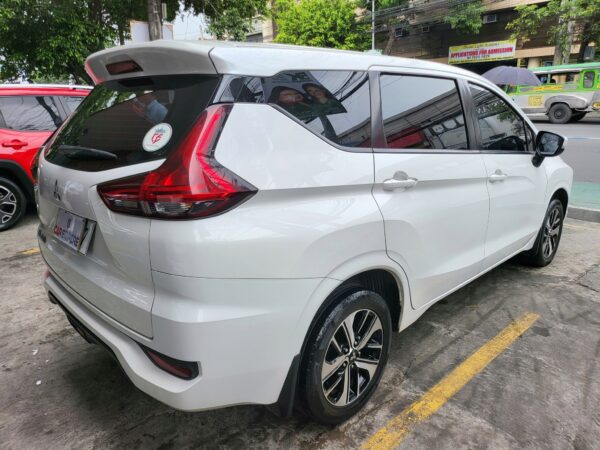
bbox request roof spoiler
[85,40,217,84]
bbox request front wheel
[520,199,564,267]
[300,289,392,424]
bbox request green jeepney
[510,62,600,123]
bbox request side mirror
[533,131,565,167]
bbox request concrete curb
[567,206,600,223]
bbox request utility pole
[147,0,163,41]
[372,0,375,51]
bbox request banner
[448,40,516,64]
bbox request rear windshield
[45,75,219,171]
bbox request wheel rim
[321,308,384,407]
[0,185,18,224]
[542,206,561,259]
[554,109,564,120]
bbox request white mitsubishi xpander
[37,41,572,424]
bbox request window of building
[0,96,62,131]
[380,74,469,150]
[482,14,498,24]
[470,84,528,151]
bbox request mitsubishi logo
[53,180,61,202]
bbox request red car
[0,84,90,230]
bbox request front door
[468,83,547,267]
[372,73,490,309]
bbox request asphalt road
[534,116,600,184]
[2,214,600,449]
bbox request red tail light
[141,346,199,380]
[97,104,256,219]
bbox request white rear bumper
[43,269,329,411]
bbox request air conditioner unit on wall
[394,28,409,38]
[482,14,498,24]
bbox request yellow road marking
[361,312,540,450]
[19,248,40,255]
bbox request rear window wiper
[59,145,118,160]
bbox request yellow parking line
[361,312,540,450]
[19,248,40,255]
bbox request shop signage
[448,40,517,64]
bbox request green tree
[444,0,485,35]
[0,0,265,83]
[184,0,267,41]
[273,0,369,50]
[507,0,600,65]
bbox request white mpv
[37,41,572,424]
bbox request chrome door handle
[488,170,508,183]
[383,172,418,191]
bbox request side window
[470,84,528,152]
[583,71,596,89]
[266,71,371,148]
[380,74,468,150]
[0,96,62,131]
[60,95,86,115]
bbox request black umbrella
[481,66,541,86]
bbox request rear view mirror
[533,131,565,167]
[536,131,565,157]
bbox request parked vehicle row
[0,85,90,230]
[35,41,571,423]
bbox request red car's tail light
[97,104,256,219]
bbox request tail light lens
[140,345,199,380]
[97,104,256,219]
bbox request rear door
[38,75,219,337]
[0,95,63,179]
[372,72,489,309]
[468,83,547,267]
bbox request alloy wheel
[0,185,18,225]
[542,206,561,259]
[321,309,383,406]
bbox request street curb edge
[567,206,600,223]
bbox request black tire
[300,289,392,424]
[0,177,26,231]
[520,199,564,267]
[548,103,572,124]
[569,112,587,122]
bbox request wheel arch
[0,161,34,202]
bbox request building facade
[380,0,592,73]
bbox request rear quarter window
[216,70,372,148]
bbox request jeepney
[510,62,600,123]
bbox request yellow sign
[448,40,517,64]
[528,96,543,107]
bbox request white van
[37,41,572,424]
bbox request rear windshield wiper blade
[59,145,118,160]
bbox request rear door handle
[488,170,508,183]
[2,139,28,149]
[383,171,419,191]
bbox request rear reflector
[141,346,199,380]
[97,104,256,219]
[106,60,143,75]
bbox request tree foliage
[444,0,485,35]
[182,0,267,41]
[0,0,266,83]
[507,0,600,64]
[273,0,370,50]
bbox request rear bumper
[43,269,325,411]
